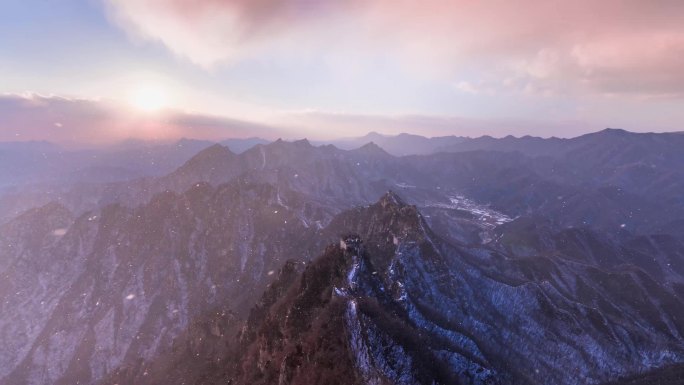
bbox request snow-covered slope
[99,192,684,385]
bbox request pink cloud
[0,94,117,143]
[106,0,684,97]
[571,33,684,97]
[105,0,357,68]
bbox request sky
[1,0,684,144]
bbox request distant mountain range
[318,131,468,155]
[1,128,683,384]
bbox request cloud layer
[0,94,281,145]
[106,0,684,98]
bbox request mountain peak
[360,141,381,150]
[352,141,391,157]
[378,190,406,209]
[362,131,387,139]
[324,190,422,252]
[201,142,230,153]
[293,138,312,147]
[174,137,210,147]
[268,138,314,150]
[174,143,235,175]
[593,128,631,137]
[574,128,633,143]
[190,143,234,161]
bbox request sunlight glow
[130,85,168,112]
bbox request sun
[130,85,168,112]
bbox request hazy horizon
[0,126,674,150]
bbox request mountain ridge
[96,191,684,385]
